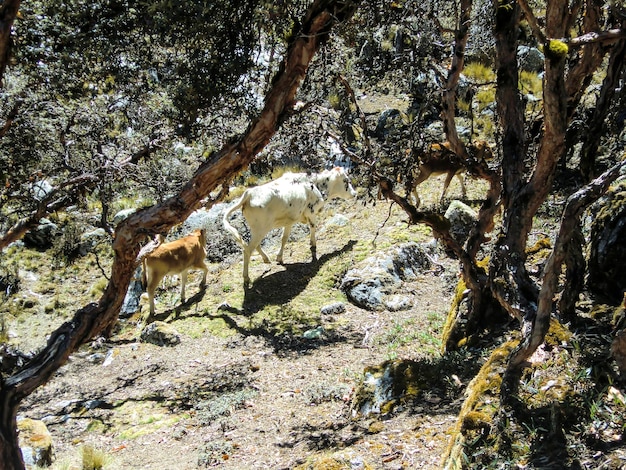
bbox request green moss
[527,237,551,254]
[441,277,468,353]
[544,318,572,347]
[461,411,492,431]
[367,420,385,434]
[443,339,518,467]
[547,39,568,59]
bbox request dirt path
[18,197,470,469]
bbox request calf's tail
[222,191,249,249]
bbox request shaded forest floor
[7,174,626,469]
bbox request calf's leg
[456,173,466,198]
[146,271,164,316]
[180,270,188,303]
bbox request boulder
[18,418,53,468]
[23,218,59,250]
[444,200,478,245]
[30,180,53,201]
[320,302,346,316]
[341,243,431,310]
[181,205,243,263]
[351,360,424,416]
[120,266,144,318]
[518,45,544,72]
[112,208,137,225]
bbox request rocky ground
[14,178,480,469]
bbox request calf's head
[316,167,357,200]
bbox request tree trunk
[441,0,471,154]
[0,393,21,469]
[0,1,360,466]
[0,0,20,87]
[558,223,586,321]
[579,34,626,180]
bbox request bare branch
[517,0,547,47]
[567,28,626,48]
[0,175,99,249]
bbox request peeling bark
[0,1,360,467]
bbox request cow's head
[317,167,357,200]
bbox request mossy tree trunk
[436,0,626,400]
[0,1,360,467]
[502,160,626,401]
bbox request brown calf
[142,229,208,316]
[410,140,492,206]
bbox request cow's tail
[222,191,249,249]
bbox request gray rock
[518,45,544,72]
[112,208,137,225]
[30,180,53,201]
[140,321,181,346]
[120,266,144,318]
[384,295,412,311]
[444,200,478,245]
[23,218,59,249]
[341,243,431,310]
[17,418,53,467]
[320,302,346,316]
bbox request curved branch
[517,0,547,47]
[567,28,626,48]
[0,175,99,249]
[441,0,472,153]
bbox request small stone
[140,321,181,346]
[320,302,346,315]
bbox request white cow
[223,167,357,286]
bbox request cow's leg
[440,171,456,204]
[309,220,318,261]
[180,270,188,303]
[410,169,428,206]
[242,245,252,286]
[276,224,293,264]
[244,229,270,285]
[456,173,466,198]
[256,246,271,263]
[198,262,208,287]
